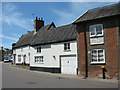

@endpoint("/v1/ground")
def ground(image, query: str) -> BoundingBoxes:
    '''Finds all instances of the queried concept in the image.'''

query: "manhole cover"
[57,77,68,79]
[27,82,37,85]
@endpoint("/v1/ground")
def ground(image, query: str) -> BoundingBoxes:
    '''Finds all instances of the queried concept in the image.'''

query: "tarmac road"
[2,63,118,88]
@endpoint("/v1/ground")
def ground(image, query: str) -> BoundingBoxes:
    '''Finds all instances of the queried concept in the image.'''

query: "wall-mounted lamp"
[53,56,56,60]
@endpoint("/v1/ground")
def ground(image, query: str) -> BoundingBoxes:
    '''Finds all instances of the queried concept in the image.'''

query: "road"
[2,63,118,88]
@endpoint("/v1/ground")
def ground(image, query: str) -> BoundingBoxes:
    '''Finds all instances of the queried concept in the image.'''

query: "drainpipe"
[83,25,88,78]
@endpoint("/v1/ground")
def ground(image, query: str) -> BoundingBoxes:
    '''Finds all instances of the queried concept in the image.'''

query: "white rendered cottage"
[13,17,78,75]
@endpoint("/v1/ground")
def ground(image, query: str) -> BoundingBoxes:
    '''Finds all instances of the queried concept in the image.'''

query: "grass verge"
[12,65,29,70]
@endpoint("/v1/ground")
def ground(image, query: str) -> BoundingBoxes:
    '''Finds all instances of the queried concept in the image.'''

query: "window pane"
[37,48,38,52]
[98,50,104,62]
[92,50,97,56]
[64,43,67,50]
[90,26,95,36]
[91,50,97,62]
[98,50,103,56]
[68,43,70,49]
[96,24,102,35]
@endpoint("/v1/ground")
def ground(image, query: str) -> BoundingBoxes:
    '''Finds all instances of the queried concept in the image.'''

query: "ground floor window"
[35,56,43,63]
[90,49,105,64]
[18,55,21,62]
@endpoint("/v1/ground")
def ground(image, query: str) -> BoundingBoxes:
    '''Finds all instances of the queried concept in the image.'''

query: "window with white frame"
[18,55,21,62]
[89,24,103,37]
[90,49,105,64]
[37,47,41,53]
[34,56,43,63]
[89,24,104,45]
[64,43,70,51]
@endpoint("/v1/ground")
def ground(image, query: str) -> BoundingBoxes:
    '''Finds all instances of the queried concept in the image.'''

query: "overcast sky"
[1,2,117,49]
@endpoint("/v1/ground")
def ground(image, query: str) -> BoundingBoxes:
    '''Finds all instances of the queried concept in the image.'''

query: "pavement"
[2,62,119,88]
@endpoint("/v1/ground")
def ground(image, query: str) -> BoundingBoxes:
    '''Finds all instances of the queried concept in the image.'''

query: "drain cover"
[57,77,68,79]
[27,82,37,84]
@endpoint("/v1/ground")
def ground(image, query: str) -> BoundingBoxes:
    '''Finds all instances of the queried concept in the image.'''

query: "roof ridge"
[88,2,119,11]
[54,23,72,29]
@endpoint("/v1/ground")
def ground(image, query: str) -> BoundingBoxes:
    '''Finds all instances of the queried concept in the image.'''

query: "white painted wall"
[13,45,31,64]
[30,40,77,68]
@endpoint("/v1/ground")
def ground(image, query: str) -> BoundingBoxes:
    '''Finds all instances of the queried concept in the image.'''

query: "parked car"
[4,59,10,63]
[4,57,13,63]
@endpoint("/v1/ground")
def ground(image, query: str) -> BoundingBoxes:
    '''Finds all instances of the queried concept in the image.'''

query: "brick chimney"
[34,17,44,33]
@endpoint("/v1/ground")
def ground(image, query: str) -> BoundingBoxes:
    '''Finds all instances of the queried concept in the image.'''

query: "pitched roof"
[74,3,120,23]
[13,31,34,48]
[13,23,76,48]
[14,22,56,48]
[30,24,76,46]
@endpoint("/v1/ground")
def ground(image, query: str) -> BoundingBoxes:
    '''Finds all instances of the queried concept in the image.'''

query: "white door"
[61,55,77,75]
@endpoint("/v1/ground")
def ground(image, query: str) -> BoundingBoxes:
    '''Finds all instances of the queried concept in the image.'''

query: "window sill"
[35,62,44,64]
[90,43,104,46]
[36,52,41,53]
[64,50,71,52]
[90,35,104,38]
[90,62,105,65]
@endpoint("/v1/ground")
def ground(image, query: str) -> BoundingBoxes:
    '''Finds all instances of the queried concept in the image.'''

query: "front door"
[23,55,26,64]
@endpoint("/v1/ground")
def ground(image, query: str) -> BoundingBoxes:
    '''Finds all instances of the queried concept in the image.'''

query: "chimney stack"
[34,16,44,33]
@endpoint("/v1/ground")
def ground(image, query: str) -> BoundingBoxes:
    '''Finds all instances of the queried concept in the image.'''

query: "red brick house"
[73,3,120,79]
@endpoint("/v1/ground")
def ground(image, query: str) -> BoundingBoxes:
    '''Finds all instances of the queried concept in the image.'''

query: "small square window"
[64,43,70,51]
[37,47,41,53]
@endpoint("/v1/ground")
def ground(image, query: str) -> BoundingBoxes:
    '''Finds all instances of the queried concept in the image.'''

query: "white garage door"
[61,55,77,75]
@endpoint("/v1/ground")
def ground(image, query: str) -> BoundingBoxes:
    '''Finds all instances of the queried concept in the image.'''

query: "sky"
[0,1,118,49]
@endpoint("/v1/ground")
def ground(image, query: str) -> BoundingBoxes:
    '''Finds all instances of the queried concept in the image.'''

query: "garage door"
[61,55,77,75]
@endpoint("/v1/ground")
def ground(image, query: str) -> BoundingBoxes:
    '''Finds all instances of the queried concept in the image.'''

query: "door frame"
[23,54,26,63]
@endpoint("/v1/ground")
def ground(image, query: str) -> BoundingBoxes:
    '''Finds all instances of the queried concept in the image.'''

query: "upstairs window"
[64,43,70,51]
[37,47,41,53]
[90,49,105,64]
[89,24,103,37]
[89,24,104,45]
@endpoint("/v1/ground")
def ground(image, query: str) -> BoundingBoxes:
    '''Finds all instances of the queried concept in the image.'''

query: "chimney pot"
[36,17,38,20]
[41,18,43,21]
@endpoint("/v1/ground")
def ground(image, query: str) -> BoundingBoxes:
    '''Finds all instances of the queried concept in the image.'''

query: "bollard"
[101,66,105,79]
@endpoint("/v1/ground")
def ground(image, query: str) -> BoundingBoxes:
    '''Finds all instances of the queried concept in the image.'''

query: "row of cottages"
[12,17,78,74]
[12,3,120,79]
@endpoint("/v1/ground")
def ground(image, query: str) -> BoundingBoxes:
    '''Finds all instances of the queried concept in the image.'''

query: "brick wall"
[77,16,119,79]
